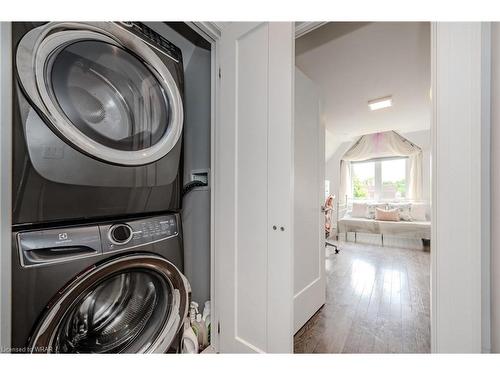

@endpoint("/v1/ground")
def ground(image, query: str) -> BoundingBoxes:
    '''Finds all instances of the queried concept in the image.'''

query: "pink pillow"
[375,208,400,221]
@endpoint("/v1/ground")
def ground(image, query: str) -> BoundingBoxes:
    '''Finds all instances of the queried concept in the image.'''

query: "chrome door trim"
[29,253,191,353]
[16,22,183,166]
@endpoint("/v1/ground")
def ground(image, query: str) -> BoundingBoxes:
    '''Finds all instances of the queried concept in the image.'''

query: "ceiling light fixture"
[368,96,393,111]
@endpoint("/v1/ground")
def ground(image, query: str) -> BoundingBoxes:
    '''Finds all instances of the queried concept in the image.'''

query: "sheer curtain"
[338,131,423,203]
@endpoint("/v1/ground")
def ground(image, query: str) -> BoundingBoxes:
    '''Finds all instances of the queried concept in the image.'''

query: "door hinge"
[217,321,221,334]
[218,67,221,79]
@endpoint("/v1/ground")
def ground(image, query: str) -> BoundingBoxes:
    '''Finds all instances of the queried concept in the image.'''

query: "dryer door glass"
[49,40,170,152]
[54,270,171,353]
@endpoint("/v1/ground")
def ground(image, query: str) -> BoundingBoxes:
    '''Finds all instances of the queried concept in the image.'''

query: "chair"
[326,239,339,254]
[324,195,339,254]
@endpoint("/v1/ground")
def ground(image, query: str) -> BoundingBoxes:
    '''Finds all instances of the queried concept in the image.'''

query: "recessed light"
[368,96,392,111]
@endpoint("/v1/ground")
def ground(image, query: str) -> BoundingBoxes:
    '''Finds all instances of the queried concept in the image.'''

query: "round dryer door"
[29,254,190,353]
[16,22,183,166]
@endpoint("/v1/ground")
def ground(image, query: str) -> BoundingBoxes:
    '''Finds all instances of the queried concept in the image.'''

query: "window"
[381,158,407,199]
[351,157,407,201]
[351,161,375,200]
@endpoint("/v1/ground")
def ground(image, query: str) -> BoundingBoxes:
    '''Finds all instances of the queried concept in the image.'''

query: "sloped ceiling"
[296,22,431,156]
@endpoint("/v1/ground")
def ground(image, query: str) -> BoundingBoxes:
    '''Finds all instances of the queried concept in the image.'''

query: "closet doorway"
[292,22,490,353]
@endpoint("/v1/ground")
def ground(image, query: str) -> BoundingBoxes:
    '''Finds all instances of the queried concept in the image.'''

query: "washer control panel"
[100,214,179,253]
[15,214,180,267]
[17,225,101,267]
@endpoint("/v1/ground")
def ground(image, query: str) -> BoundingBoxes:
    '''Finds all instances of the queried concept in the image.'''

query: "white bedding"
[338,216,431,240]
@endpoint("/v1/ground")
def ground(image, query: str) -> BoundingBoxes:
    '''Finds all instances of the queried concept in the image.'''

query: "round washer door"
[16,22,183,166]
[29,254,190,353]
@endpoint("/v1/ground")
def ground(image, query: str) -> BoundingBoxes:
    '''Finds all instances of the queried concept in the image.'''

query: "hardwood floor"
[294,241,430,353]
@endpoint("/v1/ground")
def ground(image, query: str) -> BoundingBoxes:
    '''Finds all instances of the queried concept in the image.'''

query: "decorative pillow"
[375,208,400,222]
[388,203,412,221]
[411,203,427,221]
[351,202,367,218]
[366,203,387,219]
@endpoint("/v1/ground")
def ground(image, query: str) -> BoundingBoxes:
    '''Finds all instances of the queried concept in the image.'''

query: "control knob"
[108,223,133,245]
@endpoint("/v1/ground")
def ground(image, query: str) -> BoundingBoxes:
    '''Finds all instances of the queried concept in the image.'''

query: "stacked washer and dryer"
[11,22,191,353]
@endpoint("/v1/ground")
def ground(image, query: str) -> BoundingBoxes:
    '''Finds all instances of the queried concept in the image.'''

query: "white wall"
[325,129,431,204]
[490,22,500,353]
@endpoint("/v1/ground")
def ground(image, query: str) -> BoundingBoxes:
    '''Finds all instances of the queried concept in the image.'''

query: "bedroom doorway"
[293,22,432,353]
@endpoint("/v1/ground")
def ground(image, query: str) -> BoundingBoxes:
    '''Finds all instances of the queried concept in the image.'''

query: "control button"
[108,224,133,245]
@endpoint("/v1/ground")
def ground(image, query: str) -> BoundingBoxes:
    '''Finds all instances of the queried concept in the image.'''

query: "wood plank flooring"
[294,241,430,353]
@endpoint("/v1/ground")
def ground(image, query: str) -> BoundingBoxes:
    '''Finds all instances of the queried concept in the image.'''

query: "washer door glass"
[49,40,169,152]
[54,270,171,353]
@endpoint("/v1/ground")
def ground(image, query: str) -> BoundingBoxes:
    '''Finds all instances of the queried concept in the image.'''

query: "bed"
[338,215,431,240]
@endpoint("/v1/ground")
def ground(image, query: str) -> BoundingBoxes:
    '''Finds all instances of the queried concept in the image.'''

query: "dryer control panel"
[119,22,183,63]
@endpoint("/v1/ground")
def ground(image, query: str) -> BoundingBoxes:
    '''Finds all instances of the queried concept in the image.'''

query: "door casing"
[294,21,492,353]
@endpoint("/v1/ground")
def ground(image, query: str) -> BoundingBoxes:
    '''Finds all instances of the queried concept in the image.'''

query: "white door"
[293,68,325,333]
[215,22,294,353]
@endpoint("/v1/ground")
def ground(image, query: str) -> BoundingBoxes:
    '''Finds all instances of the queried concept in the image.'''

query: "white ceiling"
[296,22,431,155]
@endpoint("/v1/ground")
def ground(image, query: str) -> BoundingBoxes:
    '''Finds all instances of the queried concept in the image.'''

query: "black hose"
[182,180,208,197]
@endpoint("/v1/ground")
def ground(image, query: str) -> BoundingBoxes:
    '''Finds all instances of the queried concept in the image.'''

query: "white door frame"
[0,21,492,353]
[431,22,491,353]
[295,22,327,39]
